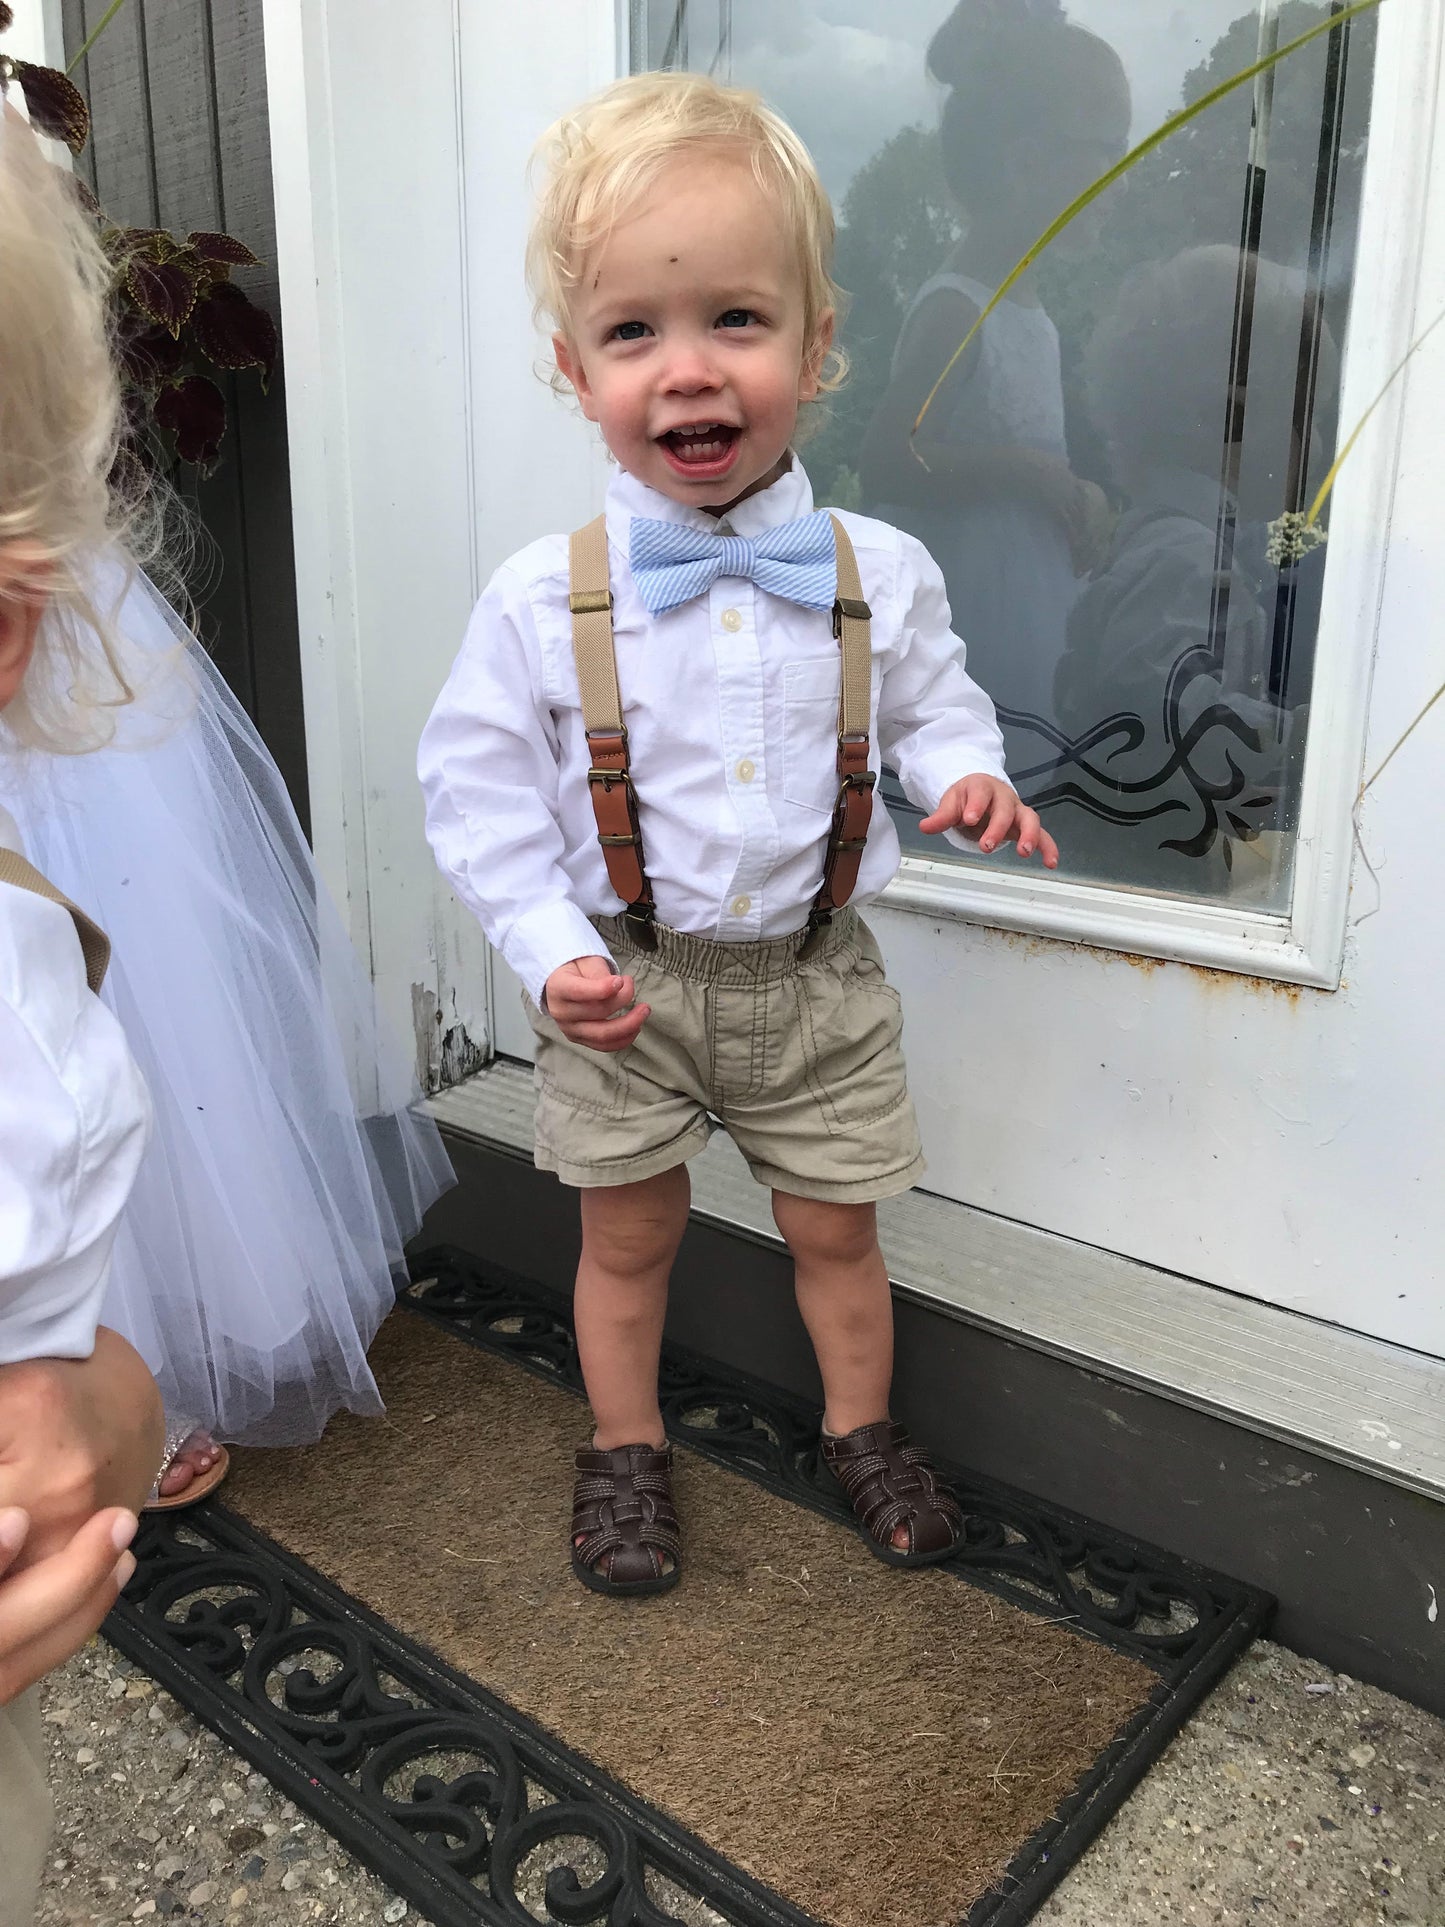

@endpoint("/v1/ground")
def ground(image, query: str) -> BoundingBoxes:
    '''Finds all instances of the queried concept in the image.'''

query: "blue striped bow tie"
[628,510,837,618]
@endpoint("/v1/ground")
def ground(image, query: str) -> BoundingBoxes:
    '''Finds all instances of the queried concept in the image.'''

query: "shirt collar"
[604,454,818,560]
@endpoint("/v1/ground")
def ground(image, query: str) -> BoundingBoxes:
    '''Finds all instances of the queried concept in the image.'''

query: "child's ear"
[553,333,600,423]
[798,308,835,404]
[0,546,50,713]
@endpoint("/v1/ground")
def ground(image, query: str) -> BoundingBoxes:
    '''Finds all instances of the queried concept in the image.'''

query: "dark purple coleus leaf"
[120,321,186,388]
[13,60,90,154]
[192,282,277,387]
[187,231,260,269]
[125,256,198,336]
[62,168,104,218]
[153,375,227,471]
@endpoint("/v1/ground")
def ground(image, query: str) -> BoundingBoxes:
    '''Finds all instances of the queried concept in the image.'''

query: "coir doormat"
[105,1245,1271,1927]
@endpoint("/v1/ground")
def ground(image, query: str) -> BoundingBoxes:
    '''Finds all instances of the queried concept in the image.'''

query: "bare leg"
[771,1193,894,1432]
[772,1191,909,1550]
[574,1164,691,1452]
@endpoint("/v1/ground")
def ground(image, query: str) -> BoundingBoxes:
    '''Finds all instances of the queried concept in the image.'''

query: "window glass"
[634,1,1375,908]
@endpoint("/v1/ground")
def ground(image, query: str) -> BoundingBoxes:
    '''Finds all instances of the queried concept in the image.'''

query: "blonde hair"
[527,72,846,399]
[0,101,169,753]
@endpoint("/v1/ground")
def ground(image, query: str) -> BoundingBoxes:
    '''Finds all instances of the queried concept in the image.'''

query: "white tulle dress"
[0,573,454,1446]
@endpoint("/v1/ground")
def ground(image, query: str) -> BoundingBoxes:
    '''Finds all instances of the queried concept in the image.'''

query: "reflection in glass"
[635,1,1375,911]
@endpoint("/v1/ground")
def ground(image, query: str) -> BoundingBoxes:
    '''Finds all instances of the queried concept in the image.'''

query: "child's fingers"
[0,1508,29,1581]
[917,788,965,835]
[0,1555,133,1705]
[0,1510,137,1700]
[960,779,993,828]
[977,792,1018,854]
[563,1003,651,1054]
[550,973,635,1020]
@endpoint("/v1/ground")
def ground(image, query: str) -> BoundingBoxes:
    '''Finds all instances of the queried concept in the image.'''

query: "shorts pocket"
[792,942,910,1137]
[522,987,636,1121]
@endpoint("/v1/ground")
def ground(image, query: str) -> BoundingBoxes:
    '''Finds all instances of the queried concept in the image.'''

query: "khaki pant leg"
[0,1688,52,1927]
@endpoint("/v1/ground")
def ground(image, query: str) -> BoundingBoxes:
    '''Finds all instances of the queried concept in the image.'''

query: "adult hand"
[919,774,1060,867]
[0,1505,137,1704]
[543,954,650,1052]
[0,1327,164,1572]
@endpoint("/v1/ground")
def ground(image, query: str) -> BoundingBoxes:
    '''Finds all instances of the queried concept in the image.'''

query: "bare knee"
[772,1192,879,1271]
[581,1168,689,1278]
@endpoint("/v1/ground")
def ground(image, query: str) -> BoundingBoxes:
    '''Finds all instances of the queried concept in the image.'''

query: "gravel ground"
[35,1635,1444,1927]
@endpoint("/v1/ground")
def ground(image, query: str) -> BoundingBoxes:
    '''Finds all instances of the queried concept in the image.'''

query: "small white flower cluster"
[1265,511,1329,567]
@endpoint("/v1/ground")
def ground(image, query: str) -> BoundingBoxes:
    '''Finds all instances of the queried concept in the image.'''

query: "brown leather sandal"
[570,1442,682,1597]
[821,1420,964,1568]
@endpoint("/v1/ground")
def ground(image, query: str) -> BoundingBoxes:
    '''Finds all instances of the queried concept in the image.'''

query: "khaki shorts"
[525,908,925,1203]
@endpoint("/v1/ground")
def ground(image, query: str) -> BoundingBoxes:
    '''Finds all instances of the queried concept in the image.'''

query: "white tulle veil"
[0,571,454,1444]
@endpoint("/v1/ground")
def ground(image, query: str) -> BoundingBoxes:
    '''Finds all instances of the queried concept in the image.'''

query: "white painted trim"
[874,0,1444,993]
[430,1058,1445,1502]
[5,0,63,66]
[259,0,367,946]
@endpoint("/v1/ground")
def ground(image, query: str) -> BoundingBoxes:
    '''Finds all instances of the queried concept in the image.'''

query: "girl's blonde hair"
[527,71,847,398]
[0,101,167,753]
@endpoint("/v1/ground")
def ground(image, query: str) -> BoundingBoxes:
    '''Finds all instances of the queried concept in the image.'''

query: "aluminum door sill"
[425,1059,1445,1504]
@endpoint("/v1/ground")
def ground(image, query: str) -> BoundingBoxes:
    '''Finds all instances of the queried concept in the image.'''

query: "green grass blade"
[912,0,1384,440]
[66,0,131,74]
[1305,305,1445,527]
[1359,680,1445,799]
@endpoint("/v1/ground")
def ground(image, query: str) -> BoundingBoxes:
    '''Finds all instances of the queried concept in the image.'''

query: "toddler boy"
[419,72,1057,1594]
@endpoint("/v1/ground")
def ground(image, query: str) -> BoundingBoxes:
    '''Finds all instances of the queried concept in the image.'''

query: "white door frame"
[262,0,620,1086]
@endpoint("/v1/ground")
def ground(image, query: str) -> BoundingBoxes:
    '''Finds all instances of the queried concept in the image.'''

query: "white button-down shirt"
[0,806,150,1366]
[419,460,1007,1003]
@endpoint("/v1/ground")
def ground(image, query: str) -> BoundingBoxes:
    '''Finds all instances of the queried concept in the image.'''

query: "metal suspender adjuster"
[832,595,870,638]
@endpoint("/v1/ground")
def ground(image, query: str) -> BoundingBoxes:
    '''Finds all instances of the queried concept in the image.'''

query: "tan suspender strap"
[0,849,111,994]
[800,517,875,955]
[568,515,625,732]
[568,515,657,945]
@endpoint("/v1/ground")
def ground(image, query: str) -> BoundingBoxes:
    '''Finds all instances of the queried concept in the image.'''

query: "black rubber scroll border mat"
[104,1243,1274,1927]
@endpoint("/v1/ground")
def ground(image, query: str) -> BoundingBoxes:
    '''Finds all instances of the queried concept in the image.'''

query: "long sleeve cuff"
[0,1240,112,1366]
[503,901,620,1006]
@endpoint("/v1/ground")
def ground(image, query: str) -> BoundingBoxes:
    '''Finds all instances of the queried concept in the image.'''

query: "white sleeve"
[418,567,604,1005]
[877,532,1009,843]
[0,890,150,1365]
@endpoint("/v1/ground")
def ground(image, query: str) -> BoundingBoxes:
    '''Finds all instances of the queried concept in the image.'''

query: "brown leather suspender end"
[569,521,658,949]
[800,518,874,959]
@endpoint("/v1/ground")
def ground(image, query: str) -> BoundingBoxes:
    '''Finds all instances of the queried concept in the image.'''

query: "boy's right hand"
[0,1504,138,1704]
[544,955,650,1053]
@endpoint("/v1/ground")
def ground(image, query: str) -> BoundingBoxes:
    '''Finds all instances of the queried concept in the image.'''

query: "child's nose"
[661,340,722,395]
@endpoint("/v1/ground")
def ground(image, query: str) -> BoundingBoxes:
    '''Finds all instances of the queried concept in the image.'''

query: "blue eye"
[612,320,649,342]
[717,309,754,329]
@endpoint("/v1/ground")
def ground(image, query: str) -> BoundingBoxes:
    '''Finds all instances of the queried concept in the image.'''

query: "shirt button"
[736,758,756,783]
[731,895,752,917]
[720,607,743,632]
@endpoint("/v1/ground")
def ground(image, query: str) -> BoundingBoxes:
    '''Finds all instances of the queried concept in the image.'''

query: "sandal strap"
[572,1443,680,1584]
[821,1420,963,1557]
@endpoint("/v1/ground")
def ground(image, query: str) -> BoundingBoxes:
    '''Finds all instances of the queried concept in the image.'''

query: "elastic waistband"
[593,907,857,986]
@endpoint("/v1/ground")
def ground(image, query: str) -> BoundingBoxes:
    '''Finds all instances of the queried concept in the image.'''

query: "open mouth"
[657,422,742,476]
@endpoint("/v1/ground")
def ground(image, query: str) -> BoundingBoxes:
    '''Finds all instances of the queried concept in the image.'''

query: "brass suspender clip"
[831,595,871,639]
[569,588,613,615]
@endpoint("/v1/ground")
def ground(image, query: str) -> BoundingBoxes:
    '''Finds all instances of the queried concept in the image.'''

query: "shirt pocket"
[782,658,841,815]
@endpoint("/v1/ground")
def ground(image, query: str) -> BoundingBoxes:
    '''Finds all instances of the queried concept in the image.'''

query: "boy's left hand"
[918,775,1059,868]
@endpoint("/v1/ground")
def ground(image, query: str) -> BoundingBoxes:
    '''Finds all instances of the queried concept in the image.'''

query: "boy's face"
[554,152,831,513]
